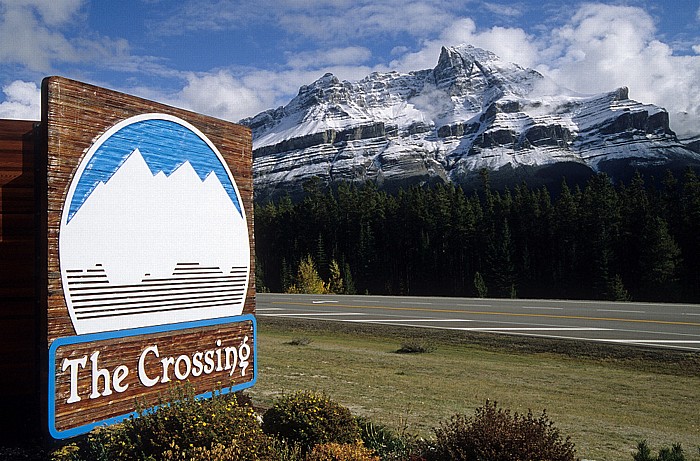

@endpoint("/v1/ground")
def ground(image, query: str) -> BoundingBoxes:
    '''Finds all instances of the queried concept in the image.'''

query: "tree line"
[254,169,700,303]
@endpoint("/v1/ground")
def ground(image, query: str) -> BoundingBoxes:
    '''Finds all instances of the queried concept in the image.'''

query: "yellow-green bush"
[306,441,379,461]
[53,386,276,461]
[262,391,360,454]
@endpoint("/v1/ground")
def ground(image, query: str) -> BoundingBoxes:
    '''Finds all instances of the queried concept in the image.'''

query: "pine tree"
[342,261,356,295]
[639,216,681,300]
[328,259,344,294]
[473,271,488,298]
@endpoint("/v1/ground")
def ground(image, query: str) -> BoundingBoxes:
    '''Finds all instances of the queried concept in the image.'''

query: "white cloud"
[0,1,80,71]
[286,47,372,69]
[0,0,150,75]
[0,80,41,120]
[169,71,273,122]
[481,2,522,17]
[541,3,700,138]
[277,1,457,42]
[390,17,540,72]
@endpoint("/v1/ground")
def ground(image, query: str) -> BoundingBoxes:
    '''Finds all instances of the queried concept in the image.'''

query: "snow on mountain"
[243,44,700,201]
[60,148,250,286]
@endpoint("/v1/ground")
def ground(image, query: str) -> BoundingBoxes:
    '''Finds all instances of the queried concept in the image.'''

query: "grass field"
[250,317,700,461]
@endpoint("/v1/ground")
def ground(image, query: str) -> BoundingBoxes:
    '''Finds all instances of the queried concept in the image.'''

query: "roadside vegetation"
[3,318,698,460]
[256,170,700,303]
[47,388,578,461]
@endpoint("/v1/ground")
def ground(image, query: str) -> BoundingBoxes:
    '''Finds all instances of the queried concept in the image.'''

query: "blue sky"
[0,0,698,137]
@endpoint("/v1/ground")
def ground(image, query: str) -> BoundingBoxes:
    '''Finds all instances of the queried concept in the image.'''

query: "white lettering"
[113,365,129,393]
[191,351,204,377]
[215,339,223,371]
[138,345,160,387]
[89,351,113,399]
[174,355,191,380]
[238,336,251,376]
[203,350,215,374]
[160,356,174,383]
[62,356,87,404]
[225,346,237,375]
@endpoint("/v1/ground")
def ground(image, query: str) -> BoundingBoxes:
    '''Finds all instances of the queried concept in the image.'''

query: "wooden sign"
[40,77,256,438]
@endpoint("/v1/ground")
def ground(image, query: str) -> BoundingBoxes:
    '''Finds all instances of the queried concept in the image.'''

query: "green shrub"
[287,337,313,346]
[428,400,576,461]
[306,441,379,461]
[262,391,360,454]
[54,385,275,460]
[358,417,421,461]
[396,341,435,354]
[633,440,686,461]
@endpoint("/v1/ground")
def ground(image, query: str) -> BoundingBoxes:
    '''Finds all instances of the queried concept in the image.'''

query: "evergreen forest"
[254,169,700,303]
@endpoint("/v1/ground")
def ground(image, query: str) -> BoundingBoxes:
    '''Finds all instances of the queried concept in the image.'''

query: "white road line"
[458,327,609,331]
[596,309,645,314]
[454,304,493,308]
[312,300,339,304]
[259,312,364,317]
[401,301,433,305]
[604,340,700,344]
[353,318,475,323]
[521,307,564,310]
[256,307,284,311]
[683,313,700,317]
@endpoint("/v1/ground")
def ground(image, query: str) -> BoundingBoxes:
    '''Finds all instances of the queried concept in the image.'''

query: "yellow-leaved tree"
[287,255,329,294]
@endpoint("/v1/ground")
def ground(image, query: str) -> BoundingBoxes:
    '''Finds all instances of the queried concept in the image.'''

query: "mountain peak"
[243,43,700,202]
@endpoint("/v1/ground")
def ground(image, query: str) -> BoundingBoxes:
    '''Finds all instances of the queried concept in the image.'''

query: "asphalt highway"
[257,293,700,351]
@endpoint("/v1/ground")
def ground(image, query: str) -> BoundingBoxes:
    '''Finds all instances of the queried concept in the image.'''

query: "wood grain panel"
[41,76,256,437]
[0,119,39,440]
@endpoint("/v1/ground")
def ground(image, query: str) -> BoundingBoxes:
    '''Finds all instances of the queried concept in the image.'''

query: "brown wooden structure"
[0,76,255,440]
[0,119,40,439]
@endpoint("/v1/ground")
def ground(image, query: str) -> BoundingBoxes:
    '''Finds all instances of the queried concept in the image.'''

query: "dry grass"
[251,317,700,461]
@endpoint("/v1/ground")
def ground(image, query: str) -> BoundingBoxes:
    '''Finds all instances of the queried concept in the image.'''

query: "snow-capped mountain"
[243,44,700,201]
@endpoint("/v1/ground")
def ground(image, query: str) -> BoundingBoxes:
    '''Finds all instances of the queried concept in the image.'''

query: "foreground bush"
[262,391,361,454]
[633,440,687,461]
[53,386,275,461]
[428,400,576,461]
[358,417,422,461]
[307,441,379,461]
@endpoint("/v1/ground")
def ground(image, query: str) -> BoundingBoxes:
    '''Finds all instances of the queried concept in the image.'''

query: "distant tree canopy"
[254,169,700,303]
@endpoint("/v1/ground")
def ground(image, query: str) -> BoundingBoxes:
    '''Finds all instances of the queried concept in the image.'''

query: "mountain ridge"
[242,44,700,202]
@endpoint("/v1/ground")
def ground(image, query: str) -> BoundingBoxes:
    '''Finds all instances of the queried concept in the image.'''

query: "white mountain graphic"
[59,148,250,334]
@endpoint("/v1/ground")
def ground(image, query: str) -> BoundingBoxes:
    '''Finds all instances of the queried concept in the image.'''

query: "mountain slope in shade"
[60,148,250,286]
[243,44,700,201]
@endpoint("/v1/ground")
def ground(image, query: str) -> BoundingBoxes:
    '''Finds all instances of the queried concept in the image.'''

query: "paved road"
[257,293,700,351]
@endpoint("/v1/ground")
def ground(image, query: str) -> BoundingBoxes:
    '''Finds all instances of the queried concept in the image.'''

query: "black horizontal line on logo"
[172,270,224,274]
[67,274,108,279]
[72,292,245,310]
[68,280,110,285]
[74,298,244,319]
[139,275,240,283]
[71,288,246,305]
[70,282,244,298]
[173,265,221,270]
[67,276,241,291]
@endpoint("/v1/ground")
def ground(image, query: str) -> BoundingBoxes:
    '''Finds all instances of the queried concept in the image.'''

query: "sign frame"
[40,76,256,439]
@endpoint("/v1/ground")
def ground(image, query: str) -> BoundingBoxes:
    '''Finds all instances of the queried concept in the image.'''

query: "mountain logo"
[58,113,250,335]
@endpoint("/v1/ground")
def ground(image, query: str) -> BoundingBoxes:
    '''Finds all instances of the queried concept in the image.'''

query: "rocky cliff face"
[242,45,700,202]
